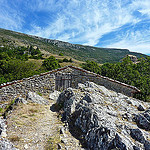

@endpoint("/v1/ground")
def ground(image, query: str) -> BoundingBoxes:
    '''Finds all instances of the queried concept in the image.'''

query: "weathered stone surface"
[15,97,27,104]
[57,81,150,150]
[0,139,19,150]
[49,90,60,101]
[144,141,150,150]
[138,104,145,111]
[130,129,145,143]
[27,91,49,105]
[134,114,150,131]
[0,117,18,150]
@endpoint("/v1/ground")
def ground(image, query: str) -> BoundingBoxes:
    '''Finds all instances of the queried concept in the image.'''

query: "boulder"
[133,114,150,131]
[27,91,49,105]
[137,104,145,111]
[130,129,145,144]
[49,90,60,101]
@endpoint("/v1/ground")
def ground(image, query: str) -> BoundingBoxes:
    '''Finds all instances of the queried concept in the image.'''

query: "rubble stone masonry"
[0,66,140,102]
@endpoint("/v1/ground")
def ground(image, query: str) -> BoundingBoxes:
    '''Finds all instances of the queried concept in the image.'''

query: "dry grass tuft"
[9,135,20,142]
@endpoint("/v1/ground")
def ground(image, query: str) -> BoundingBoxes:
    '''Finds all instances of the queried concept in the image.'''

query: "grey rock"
[134,114,150,131]
[0,139,19,150]
[57,143,62,149]
[15,97,27,104]
[109,133,127,150]
[144,141,150,150]
[49,90,60,101]
[133,146,140,150]
[143,109,150,122]
[60,127,67,137]
[61,139,68,145]
[0,117,19,150]
[130,129,145,143]
[27,91,49,105]
[138,105,145,111]
[56,82,150,150]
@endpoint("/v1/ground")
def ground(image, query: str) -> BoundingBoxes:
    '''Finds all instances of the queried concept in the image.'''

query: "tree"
[42,56,60,71]
[82,61,101,74]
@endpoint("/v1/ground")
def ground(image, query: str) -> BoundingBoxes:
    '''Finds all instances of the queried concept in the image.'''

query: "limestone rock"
[0,117,18,150]
[130,129,145,144]
[27,91,49,105]
[49,90,60,101]
[15,97,27,104]
[137,104,145,111]
[57,82,150,150]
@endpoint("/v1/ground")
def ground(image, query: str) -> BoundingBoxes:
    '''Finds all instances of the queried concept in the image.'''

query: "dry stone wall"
[56,66,140,97]
[0,66,140,102]
[0,74,55,101]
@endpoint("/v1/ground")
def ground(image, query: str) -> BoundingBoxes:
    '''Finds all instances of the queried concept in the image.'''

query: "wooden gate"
[55,73,72,91]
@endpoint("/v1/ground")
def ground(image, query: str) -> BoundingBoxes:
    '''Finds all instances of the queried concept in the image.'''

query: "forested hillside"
[0,44,61,84]
[0,28,147,63]
[82,56,150,101]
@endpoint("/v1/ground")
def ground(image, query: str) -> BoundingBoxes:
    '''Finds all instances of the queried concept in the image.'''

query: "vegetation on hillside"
[42,56,60,71]
[82,56,150,101]
[0,45,61,84]
[0,28,147,63]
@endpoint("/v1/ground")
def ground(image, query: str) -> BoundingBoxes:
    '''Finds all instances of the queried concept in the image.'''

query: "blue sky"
[0,0,150,55]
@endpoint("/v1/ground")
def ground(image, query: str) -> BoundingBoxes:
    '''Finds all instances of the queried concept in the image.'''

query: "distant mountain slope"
[0,28,147,63]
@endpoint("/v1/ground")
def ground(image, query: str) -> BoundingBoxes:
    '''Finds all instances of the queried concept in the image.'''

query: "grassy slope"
[0,28,147,63]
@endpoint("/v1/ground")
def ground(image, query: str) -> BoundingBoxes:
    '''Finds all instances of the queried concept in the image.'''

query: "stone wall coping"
[68,65,140,93]
[0,65,140,93]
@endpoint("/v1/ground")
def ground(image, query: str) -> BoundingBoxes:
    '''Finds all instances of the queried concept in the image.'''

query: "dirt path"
[6,100,83,150]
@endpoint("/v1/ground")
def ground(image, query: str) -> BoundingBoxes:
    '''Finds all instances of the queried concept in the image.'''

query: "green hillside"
[0,28,147,63]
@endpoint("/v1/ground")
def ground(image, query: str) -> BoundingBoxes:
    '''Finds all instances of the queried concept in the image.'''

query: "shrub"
[59,53,64,56]
[63,58,69,62]
[42,56,60,71]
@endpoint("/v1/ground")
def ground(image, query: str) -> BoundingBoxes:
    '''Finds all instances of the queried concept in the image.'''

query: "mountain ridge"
[0,28,147,63]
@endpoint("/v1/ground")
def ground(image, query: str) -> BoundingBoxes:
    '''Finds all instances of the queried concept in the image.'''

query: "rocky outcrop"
[27,91,49,105]
[49,90,61,101]
[56,81,150,150]
[0,117,18,150]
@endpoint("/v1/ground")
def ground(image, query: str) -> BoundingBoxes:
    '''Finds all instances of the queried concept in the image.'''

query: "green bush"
[63,58,69,62]
[59,53,64,56]
[82,61,101,74]
[58,59,63,63]
[82,56,150,101]
[42,56,60,71]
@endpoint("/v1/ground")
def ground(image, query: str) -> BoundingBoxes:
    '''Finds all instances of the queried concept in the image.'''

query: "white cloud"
[0,0,24,30]
[28,0,140,45]
[131,0,150,17]
[105,29,150,54]
[28,0,144,45]
[1,0,150,54]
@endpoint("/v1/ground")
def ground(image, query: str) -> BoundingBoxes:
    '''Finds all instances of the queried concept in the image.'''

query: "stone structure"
[127,54,138,63]
[0,66,140,102]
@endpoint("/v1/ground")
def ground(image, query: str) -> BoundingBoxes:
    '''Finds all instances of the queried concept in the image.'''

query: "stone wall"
[55,66,140,97]
[0,66,140,102]
[0,73,55,101]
